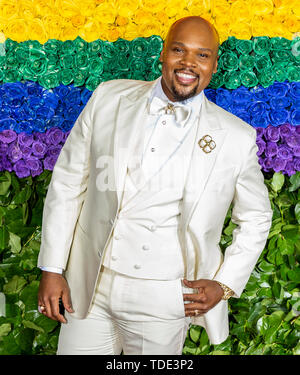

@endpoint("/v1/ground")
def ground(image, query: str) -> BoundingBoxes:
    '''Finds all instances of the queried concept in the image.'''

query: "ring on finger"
[38,305,46,313]
[194,309,200,316]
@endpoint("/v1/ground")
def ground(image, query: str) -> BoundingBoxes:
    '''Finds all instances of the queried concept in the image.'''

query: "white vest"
[102,114,199,280]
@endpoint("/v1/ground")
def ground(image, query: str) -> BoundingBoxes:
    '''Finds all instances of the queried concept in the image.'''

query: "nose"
[180,52,197,68]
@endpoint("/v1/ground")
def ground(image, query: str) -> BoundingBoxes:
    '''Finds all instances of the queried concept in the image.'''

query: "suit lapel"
[113,80,157,203]
[181,97,228,229]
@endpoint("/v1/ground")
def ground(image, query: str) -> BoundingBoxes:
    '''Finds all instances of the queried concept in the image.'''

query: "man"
[37,16,272,355]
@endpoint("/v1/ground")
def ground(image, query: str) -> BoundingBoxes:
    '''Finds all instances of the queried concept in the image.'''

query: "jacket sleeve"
[213,130,273,297]
[37,84,103,270]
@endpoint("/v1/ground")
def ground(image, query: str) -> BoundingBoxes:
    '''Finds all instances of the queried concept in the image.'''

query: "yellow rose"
[71,14,86,28]
[18,0,37,20]
[78,20,103,42]
[164,0,186,18]
[42,14,64,40]
[140,0,165,13]
[34,0,56,17]
[3,18,29,42]
[0,31,6,43]
[0,0,19,20]
[117,0,140,17]
[61,23,79,41]
[72,0,97,17]
[55,0,79,18]
[211,0,231,18]
[250,0,274,17]
[229,22,252,40]
[94,3,117,24]
[26,18,48,44]
[137,19,163,38]
[104,26,122,42]
[123,21,139,40]
[115,15,129,26]
[230,0,251,21]
[213,19,230,42]
[284,16,300,33]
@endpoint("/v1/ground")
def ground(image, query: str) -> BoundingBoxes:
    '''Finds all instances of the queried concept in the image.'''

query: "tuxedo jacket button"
[134,264,141,269]
[142,245,150,250]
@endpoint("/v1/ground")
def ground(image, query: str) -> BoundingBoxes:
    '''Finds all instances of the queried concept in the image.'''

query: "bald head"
[159,16,219,102]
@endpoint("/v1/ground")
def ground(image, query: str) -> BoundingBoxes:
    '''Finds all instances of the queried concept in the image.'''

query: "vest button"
[114,234,121,240]
[111,256,118,261]
[142,245,150,250]
[134,264,141,269]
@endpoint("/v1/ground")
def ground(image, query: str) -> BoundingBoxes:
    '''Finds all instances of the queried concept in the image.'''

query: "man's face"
[160,20,219,102]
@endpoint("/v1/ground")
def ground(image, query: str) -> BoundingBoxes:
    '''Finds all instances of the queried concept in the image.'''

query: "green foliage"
[0,170,299,355]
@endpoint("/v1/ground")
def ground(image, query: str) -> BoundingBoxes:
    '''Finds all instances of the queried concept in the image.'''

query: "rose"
[287,66,300,82]
[269,97,290,110]
[208,72,224,89]
[272,62,288,82]
[265,126,280,142]
[239,55,255,71]
[294,158,300,171]
[258,68,275,88]
[0,129,17,143]
[88,40,103,56]
[284,160,296,176]
[224,71,241,90]
[45,127,64,145]
[273,157,287,173]
[43,155,58,170]
[215,88,232,109]
[265,141,278,158]
[236,39,253,55]
[291,110,300,126]
[271,37,291,51]
[73,69,88,87]
[73,36,88,52]
[271,50,292,65]
[13,159,31,178]
[131,38,149,58]
[148,35,163,56]
[269,109,289,126]
[60,69,74,86]
[88,57,104,76]
[253,36,271,56]
[38,71,60,89]
[255,55,272,72]
[240,71,258,88]
[18,132,34,147]
[218,51,239,71]
[256,138,266,156]
[7,142,22,162]
[278,145,293,160]
[32,141,47,157]
[256,128,265,138]
[262,157,274,172]
[43,39,62,55]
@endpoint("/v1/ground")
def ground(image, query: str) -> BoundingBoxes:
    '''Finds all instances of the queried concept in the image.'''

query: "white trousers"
[57,266,191,355]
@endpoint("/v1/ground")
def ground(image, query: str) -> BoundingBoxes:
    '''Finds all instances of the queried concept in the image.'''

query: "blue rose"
[249,101,270,127]
[251,86,269,101]
[269,96,291,110]
[81,88,93,105]
[291,109,300,126]
[269,109,289,126]
[266,82,289,99]
[231,86,253,105]
[215,88,232,110]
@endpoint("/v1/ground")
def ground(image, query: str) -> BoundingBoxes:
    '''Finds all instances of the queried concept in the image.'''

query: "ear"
[213,57,218,74]
[159,49,164,63]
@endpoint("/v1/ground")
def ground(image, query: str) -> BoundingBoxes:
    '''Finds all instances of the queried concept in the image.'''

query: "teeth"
[176,72,196,79]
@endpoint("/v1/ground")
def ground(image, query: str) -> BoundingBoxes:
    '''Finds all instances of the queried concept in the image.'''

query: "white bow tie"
[149,96,191,127]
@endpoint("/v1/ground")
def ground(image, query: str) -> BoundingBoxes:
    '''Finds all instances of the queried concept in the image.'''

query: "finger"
[183,279,205,292]
[49,297,67,324]
[183,293,207,302]
[61,292,74,313]
[184,302,209,314]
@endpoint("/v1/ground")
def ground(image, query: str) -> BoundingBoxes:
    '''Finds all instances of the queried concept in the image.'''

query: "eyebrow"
[171,41,213,53]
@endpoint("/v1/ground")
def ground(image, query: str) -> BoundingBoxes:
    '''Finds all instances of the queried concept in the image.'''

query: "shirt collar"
[150,76,204,115]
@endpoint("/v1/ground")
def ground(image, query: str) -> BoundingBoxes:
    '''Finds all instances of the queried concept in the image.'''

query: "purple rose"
[13,159,31,178]
[7,142,23,162]
[273,157,287,172]
[0,155,13,172]
[45,127,64,145]
[278,145,293,160]
[285,134,300,149]
[32,141,47,157]
[265,126,280,142]
[47,145,62,157]
[296,127,300,136]
[63,131,70,142]
[0,129,17,143]
[34,132,47,143]
[265,142,278,157]
[294,157,300,171]
[279,123,295,138]
[292,147,300,157]
[262,157,274,172]
[26,157,42,172]
[18,132,34,147]
[256,128,265,138]
[284,160,296,176]
[256,138,266,156]
[43,155,58,170]
[19,144,32,159]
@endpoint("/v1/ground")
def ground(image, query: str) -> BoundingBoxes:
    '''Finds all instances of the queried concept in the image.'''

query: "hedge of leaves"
[0,170,299,355]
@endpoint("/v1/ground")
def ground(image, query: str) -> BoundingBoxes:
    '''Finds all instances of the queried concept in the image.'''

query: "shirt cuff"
[40,266,63,274]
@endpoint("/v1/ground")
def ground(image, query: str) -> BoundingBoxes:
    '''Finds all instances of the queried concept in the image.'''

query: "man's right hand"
[38,271,74,323]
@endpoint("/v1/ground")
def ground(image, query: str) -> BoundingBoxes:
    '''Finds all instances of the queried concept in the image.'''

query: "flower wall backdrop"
[0,0,299,355]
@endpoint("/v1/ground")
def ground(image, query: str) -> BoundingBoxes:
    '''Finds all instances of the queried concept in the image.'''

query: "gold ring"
[194,309,200,316]
[38,305,45,313]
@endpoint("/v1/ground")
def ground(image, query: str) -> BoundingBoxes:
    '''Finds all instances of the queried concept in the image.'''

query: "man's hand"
[38,271,74,323]
[183,279,224,316]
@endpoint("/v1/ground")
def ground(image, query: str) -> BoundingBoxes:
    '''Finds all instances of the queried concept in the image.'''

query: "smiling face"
[160,17,219,102]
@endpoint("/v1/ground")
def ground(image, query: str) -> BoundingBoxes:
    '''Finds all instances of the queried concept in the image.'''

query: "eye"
[172,47,183,53]
[198,53,209,58]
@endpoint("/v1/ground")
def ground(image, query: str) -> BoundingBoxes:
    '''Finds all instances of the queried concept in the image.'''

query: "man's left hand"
[182,279,224,316]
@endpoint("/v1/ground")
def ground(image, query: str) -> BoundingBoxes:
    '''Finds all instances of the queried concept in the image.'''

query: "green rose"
[224,70,241,89]
[100,41,116,59]
[75,51,89,69]
[74,36,88,52]
[219,51,239,71]
[271,37,291,51]
[85,74,102,91]
[130,38,149,58]
[208,72,224,89]
[61,40,75,55]
[60,54,74,69]
[5,38,18,53]
[114,38,130,55]
[38,70,60,89]
[147,55,161,76]
[73,68,88,87]
[43,39,62,55]
[236,39,253,55]
[240,70,258,87]
[287,65,300,82]
[255,55,272,72]
[271,50,292,64]
[88,39,103,56]
[60,68,73,85]
[116,55,130,72]
[147,71,161,81]
[291,38,300,61]
[221,36,237,51]
[24,55,48,77]
[258,68,275,88]
[128,57,147,73]
[15,45,29,65]
[147,35,163,55]
[0,68,4,82]
[5,52,19,69]
[46,55,58,73]
[131,72,146,80]
[272,62,288,82]
[239,55,255,71]
[88,56,104,76]
[3,68,23,83]
[253,37,271,56]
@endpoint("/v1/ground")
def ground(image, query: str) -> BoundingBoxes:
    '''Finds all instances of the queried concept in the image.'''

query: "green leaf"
[0,225,9,251]
[0,323,11,337]
[22,319,44,333]
[295,202,300,224]
[11,185,32,204]
[189,325,201,343]
[288,172,300,192]
[3,275,27,295]
[8,232,21,253]
[0,171,11,195]
[271,172,285,192]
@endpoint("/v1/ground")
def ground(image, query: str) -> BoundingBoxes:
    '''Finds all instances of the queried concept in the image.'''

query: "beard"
[170,80,199,102]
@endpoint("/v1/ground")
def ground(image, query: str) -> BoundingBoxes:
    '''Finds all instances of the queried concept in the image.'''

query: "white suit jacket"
[38,78,272,344]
